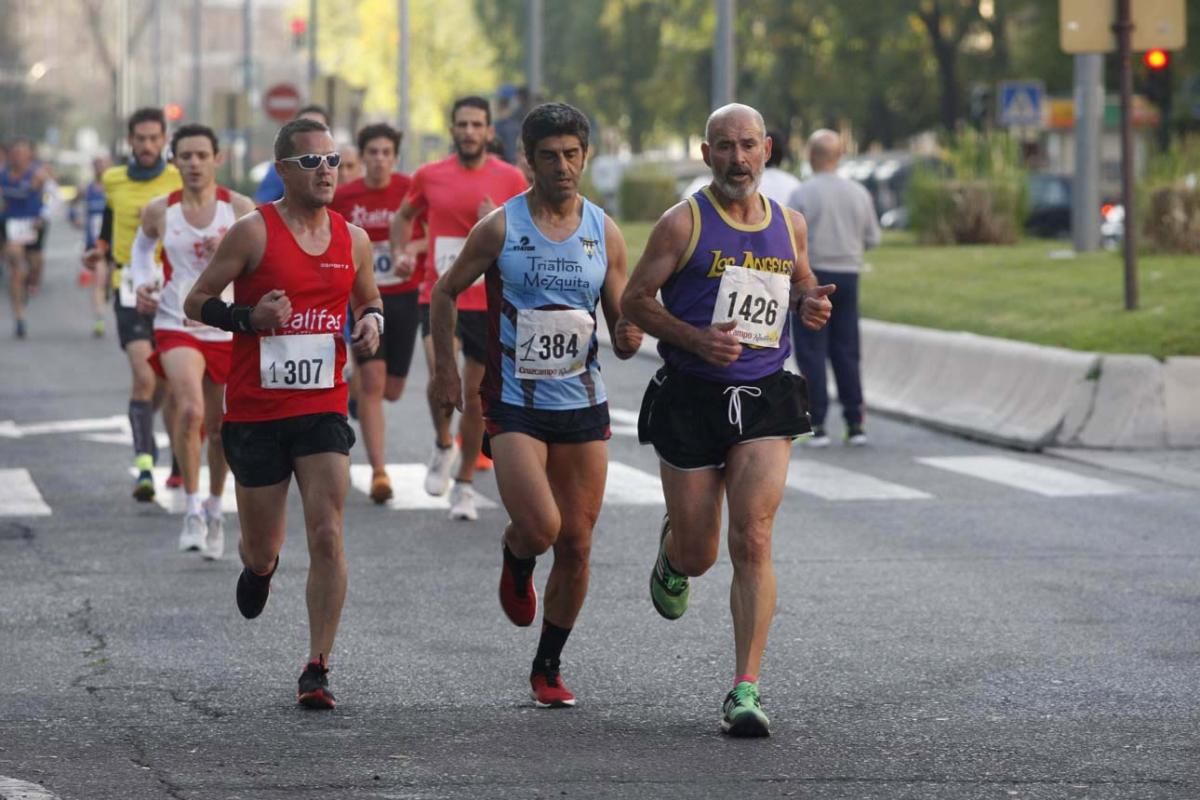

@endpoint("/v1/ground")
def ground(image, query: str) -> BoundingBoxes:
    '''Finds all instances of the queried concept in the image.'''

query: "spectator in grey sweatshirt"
[788,129,881,447]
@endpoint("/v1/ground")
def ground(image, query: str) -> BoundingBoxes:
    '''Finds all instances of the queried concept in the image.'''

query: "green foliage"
[908,130,1027,244]
[618,167,678,222]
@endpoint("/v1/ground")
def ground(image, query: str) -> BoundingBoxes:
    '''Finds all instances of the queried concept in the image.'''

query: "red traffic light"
[1144,48,1169,70]
[164,102,184,122]
[290,17,307,36]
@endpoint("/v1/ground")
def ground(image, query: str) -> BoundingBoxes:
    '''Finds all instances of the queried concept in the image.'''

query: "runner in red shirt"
[389,96,527,521]
[184,118,382,710]
[330,123,426,504]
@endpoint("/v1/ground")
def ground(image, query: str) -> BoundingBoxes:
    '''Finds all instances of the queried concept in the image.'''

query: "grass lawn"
[618,222,1198,359]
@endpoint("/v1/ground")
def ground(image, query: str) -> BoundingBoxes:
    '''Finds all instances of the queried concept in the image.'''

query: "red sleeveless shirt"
[224,203,356,422]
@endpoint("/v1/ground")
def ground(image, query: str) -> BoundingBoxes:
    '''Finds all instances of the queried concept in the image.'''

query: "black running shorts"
[355,291,420,378]
[418,304,487,364]
[222,412,356,488]
[481,400,611,458]
[637,366,810,470]
[114,293,154,351]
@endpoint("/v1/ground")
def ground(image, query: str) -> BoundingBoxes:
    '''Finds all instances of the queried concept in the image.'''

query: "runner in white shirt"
[129,125,255,559]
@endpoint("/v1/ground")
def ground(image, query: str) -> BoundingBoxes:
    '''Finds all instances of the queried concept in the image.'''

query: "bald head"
[808,129,841,173]
[705,103,765,143]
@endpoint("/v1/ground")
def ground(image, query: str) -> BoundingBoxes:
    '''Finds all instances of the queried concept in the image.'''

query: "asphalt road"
[1,222,1198,799]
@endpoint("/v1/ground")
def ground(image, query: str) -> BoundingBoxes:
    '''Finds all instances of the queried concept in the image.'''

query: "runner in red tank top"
[330,123,426,505]
[128,124,255,562]
[389,96,528,521]
[183,118,382,710]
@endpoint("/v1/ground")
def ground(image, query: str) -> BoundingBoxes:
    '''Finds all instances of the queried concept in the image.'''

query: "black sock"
[170,455,180,476]
[128,400,155,461]
[503,542,536,571]
[532,621,572,674]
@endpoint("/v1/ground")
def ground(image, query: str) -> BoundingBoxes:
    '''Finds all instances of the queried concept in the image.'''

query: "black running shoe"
[236,557,277,619]
[297,659,336,709]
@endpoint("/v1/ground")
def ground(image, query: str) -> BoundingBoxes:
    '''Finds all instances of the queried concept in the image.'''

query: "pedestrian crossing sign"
[998,81,1045,128]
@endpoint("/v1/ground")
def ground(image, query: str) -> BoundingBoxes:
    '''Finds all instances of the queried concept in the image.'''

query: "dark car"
[1025,172,1072,238]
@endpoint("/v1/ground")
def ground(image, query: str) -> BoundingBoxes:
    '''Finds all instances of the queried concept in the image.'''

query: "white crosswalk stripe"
[0,469,52,516]
[917,455,1132,497]
[350,464,498,510]
[604,461,664,505]
[127,467,240,513]
[608,407,640,438]
[787,459,932,501]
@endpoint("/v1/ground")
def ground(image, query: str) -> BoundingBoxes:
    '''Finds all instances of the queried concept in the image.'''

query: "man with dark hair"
[622,103,834,737]
[331,122,424,503]
[390,95,527,521]
[184,116,381,709]
[129,124,255,559]
[1,138,49,338]
[432,102,642,708]
[254,105,330,204]
[84,107,182,501]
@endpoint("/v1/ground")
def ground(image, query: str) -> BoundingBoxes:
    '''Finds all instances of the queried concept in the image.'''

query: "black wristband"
[358,306,384,322]
[200,296,256,333]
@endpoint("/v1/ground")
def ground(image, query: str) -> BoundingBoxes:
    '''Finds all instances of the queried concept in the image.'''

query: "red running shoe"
[456,433,493,471]
[499,544,537,627]
[165,457,183,489]
[530,669,576,708]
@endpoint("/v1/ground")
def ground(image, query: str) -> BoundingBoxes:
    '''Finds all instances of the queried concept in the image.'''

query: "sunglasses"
[279,152,342,170]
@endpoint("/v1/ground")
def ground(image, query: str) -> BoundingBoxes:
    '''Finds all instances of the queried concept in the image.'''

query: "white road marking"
[604,461,665,505]
[127,467,239,513]
[0,414,128,438]
[349,464,497,511]
[0,775,61,799]
[608,407,640,438]
[917,455,1132,497]
[82,431,171,449]
[0,469,52,516]
[787,460,932,501]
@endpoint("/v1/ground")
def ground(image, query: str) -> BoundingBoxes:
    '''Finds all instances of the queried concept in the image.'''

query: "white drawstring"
[723,385,762,434]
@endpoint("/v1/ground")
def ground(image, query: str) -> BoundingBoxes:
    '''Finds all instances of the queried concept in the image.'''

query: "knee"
[308,523,345,563]
[383,379,406,403]
[552,530,593,575]
[727,518,774,568]
[672,541,719,577]
[511,512,561,556]
[178,399,203,430]
[462,393,482,416]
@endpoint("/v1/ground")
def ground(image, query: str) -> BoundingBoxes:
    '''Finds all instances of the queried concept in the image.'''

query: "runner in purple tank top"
[622,103,834,738]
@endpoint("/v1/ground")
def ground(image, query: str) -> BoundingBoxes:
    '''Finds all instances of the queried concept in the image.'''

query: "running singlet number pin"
[4,218,37,246]
[514,308,594,380]
[118,268,138,308]
[433,236,483,286]
[260,334,336,390]
[710,264,790,348]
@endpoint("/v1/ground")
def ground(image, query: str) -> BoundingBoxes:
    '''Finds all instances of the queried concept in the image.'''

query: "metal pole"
[190,0,202,121]
[713,0,735,108]
[116,0,129,152]
[308,0,318,90]
[1071,54,1102,252]
[397,0,409,169]
[152,0,163,107]
[526,0,542,99]
[242,0,254,181]
[1115,0,1138,310]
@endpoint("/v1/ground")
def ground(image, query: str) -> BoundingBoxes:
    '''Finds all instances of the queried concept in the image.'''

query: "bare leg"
[234,479,291,574]
[456,356,486,482]
[202,376,228,496]
[160,347,206,495]
[293,451,351,663]
[542,440,607,628]
[356,359,388,472]
[657,463,725,577]
[723,439,790,678]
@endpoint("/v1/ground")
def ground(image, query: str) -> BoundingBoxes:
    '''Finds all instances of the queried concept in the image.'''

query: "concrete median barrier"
[1061,354,1167,448]
[1165,357,1200,447]
[860,320,1099,450]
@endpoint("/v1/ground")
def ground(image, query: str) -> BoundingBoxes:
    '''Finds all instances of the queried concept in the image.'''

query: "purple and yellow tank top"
[659,186,799,382]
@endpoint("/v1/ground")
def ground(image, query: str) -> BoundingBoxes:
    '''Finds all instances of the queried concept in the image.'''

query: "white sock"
[185,493,203,516]
[203,495,223,518]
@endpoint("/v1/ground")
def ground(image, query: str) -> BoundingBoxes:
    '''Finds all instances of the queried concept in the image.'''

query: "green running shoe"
[649,514,689,620]
[721,681,770,737]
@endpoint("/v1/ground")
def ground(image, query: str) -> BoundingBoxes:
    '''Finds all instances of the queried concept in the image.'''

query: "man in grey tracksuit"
[788,129,881,446]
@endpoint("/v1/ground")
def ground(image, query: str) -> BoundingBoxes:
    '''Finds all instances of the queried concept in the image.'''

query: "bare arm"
[347,225,383,358]
[621,202,742,367]
[388,197,423,280]
[786,208,835,330]
[183,212,277,326]
[230,191,257,219]
[429,208,506,412]
[598,214,642,359]
[130,197,168,313]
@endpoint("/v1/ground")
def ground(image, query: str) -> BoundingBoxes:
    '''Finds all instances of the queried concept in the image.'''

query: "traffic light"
[291,17,308,49]
[164,102,184,123]
[1142,49,1173,150]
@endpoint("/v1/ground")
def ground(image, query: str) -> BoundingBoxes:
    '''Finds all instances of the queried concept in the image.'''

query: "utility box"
[1060,0,1186,53]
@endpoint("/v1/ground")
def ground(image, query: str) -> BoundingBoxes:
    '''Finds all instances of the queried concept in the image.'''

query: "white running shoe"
[448,482,478,521]
[179,513,206,552]
[424,442,461,497]
[805,427,831,448]
[202,514,225,561]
